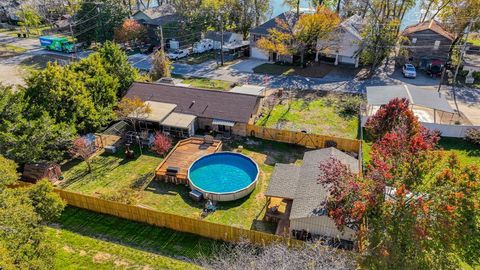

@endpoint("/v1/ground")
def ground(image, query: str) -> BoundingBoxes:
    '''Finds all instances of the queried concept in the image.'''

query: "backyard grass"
[60,138,306,232]
[175,76,233,91]
[60,147,162,195]
[362,137,480,166]
[49,206,219,269]
[256,94,360,139]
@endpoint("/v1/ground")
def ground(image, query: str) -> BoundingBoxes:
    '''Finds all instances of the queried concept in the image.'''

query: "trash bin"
[22,33,26,38]
[17,33,21,38]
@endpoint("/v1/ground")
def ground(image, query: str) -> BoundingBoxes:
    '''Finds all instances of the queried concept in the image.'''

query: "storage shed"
[22,162,62,184]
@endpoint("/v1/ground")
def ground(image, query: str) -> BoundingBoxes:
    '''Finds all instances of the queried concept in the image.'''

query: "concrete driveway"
[227,59,267,73]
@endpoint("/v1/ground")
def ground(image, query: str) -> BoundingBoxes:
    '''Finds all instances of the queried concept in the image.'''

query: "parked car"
[402,64,417,78]
[167,49,190,60]
[426,60,443,78]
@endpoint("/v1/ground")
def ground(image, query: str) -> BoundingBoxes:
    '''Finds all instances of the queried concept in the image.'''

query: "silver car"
[402,64,417,78]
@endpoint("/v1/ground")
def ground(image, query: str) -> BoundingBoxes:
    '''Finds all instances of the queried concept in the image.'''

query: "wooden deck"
[265,197,293,237]
[155,137,222,184]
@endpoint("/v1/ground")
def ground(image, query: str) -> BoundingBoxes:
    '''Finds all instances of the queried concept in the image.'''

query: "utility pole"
[69,20,78,60]
[97,4,106,43]
[159,25,164,50]
[451,18,475,112]
[220,19,224,66]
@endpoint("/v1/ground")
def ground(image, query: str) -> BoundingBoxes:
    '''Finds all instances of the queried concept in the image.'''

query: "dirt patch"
[93,252,112,264]
[63,245,75,253]
[20,54,73,70]
[114,259,131,268]
[79,250,87,256]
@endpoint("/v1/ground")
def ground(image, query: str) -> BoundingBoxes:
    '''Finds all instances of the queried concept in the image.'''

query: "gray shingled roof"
[250,11,298,36]
[265,164,300,199]
[205,31,234,42]
[266,147,359,220]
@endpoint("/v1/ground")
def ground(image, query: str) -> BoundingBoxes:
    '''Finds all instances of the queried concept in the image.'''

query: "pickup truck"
[167,49,189,60]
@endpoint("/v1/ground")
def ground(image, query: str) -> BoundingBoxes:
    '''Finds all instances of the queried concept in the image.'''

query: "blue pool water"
[189,153,259,194]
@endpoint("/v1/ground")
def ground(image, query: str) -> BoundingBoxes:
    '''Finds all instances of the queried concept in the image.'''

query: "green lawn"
[60,147,162,195]
[362,137,480,166]
[177,51,215,65]
[49,206,219,269]
[256,95,360,139]
[177,76,233,91]
[60,138,306,232]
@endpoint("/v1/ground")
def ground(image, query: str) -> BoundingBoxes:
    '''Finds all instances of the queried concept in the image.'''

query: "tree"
[69,137,94,173]
[116,96,152,131]
[16,4,41,37]
[256,6,340,67]
[200,240,355,269]
[24,62,101,133]
[114,19,147,45]
[150,49,172,81]
[0,84,75,165]
[151,132,172,157]
[319,102,480,269]
[0,155,65,269]
[74,0,129,43]
[98,41,140,97]
[0,155,17,188]
[364,98,420,141]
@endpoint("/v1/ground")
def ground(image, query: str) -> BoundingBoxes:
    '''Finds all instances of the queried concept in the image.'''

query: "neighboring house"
[249,11,299,62]
[265,147,358,244]
[204,31,243,47]
[402,20,455,69]
[131,4,180,45]
[317,14,364,67]
[463,45,480,84]
[125,82,262,137]
[249,11,363,66]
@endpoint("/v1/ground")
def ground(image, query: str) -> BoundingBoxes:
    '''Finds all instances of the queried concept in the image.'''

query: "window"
[411,37,417,44]
[434,40,440,50]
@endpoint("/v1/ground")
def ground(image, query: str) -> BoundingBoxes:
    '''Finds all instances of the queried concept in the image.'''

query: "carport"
[366,85,455,124]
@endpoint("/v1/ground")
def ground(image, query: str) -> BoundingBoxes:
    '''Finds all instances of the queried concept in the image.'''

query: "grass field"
[0,44,27,58]
[20,54,73,71]
[256,95,360,139]
[178,77,233,91]
[177,51,215,65]
[49,206,219,269]
[60,138,306,231]
[60,147,162,195]
[362,137,480,166]
[253,63,335,78]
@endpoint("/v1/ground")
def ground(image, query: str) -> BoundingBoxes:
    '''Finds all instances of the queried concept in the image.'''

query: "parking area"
[228,59,268,73]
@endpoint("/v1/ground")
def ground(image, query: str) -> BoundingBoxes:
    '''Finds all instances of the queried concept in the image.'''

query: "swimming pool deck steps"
[155,137,222,185]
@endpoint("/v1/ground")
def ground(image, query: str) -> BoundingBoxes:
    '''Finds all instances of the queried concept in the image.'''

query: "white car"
[167,49,189,60]
[402,64,417,78]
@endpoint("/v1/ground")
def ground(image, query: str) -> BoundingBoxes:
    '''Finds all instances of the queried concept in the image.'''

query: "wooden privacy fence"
[54,189,304,247]
[247,124,361,154]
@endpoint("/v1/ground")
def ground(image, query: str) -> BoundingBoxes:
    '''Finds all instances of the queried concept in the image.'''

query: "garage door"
[250,47,269,60]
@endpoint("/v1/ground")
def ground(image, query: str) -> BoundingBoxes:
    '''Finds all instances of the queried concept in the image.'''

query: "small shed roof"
[366,85,454,113]
[161,112,196,129]
[230,85,266,96]
[130,101,177,123]
[266,148,359,220]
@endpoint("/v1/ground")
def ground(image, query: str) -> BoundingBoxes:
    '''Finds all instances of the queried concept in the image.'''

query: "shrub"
[465,128,480,145]
[337,95,363,116]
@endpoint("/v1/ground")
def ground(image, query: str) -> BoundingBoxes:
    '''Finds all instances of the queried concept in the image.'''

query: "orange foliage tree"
[256,6,340,66]
[114,19,147,45]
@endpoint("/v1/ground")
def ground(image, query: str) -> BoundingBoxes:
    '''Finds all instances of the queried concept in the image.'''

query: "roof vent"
[189,101,195,108]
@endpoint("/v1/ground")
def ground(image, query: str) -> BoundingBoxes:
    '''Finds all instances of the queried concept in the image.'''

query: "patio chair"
[203,135,214,145]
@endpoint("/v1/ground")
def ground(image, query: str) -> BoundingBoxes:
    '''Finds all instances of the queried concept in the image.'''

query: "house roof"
[403,20,455,41]
[161,112,196,129]
[133,4,176,20]
[340,14,364,40]
[366,85,454,113]
[129,101,177,122]
[125,82,260,123]
[250,11,298,36]
[230,85,266,96]
[266,147,359,220]
[205,31,236,42]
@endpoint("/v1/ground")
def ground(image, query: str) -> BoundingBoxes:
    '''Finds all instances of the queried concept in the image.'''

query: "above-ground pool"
[188,152,259,201]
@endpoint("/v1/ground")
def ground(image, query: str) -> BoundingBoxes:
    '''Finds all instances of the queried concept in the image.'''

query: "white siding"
[318,30,361,65]
[290,216,356,241]
[251,46,269,60]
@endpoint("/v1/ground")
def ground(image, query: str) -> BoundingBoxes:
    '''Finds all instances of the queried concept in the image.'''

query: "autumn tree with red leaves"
[151,132,172,157]
[114,19,146,45]
[69,137,95,173]
[319,99,480,269]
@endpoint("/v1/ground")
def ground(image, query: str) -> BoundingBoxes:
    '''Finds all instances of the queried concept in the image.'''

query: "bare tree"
[199,240,355,270]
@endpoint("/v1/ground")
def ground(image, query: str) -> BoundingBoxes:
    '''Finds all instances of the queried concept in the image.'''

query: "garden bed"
[256,91,361,139]
[59,138,307,233]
